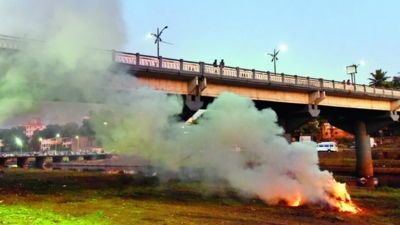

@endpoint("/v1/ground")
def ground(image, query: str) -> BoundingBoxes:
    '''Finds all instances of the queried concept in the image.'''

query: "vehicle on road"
[370,138,377,148]
[316,142,338,152]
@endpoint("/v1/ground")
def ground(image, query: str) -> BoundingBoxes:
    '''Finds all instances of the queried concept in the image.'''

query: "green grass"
[0,169,399,224]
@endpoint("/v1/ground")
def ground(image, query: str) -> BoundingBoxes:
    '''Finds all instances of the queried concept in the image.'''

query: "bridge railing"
[1,34,400,99]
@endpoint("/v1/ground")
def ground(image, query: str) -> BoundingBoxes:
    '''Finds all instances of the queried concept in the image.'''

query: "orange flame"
[332,180,361,214]
[289,196,301,207]
[285,180,361,213]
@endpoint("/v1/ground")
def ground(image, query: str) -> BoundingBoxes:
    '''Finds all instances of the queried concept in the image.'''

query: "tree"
[79,118,96,138]
[60,122,79,137]
[0,127,29,152]
[368,69,390,87]
[393,74,400,89]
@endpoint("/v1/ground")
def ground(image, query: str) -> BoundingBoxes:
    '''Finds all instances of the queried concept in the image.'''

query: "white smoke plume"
[0,0,351,209]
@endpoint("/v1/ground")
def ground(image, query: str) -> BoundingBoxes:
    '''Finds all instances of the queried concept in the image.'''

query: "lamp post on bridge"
[265,45,286,74]
[55,133,60,152]
[76,135,79,151]
[15,137,22,154]
[346,61,365,85]
[150,26,172,57]
[38,137,43,151]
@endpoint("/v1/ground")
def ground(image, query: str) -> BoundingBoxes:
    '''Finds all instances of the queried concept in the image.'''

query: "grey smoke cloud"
[0,0,351,209]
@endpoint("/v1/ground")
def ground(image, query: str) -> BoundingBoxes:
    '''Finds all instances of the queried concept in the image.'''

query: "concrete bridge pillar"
[52,156,64,163]
[0,158,7,167]
[83,155,95,160]
[68,155,80,161]
[35,156,46,169]
[17,157,28,168]
[354,121,374,177]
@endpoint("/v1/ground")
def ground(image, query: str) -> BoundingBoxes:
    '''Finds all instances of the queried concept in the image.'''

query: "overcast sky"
[121,0,399,85]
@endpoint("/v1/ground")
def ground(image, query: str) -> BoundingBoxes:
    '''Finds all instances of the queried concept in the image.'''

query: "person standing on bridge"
[347,79,351,85]
[213,59,218,67]
[220,59,225,68]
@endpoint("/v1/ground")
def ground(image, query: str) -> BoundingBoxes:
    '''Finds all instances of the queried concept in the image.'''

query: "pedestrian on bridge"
[213,59,218,67]
[220,59,225,68]
[347,79,351,85]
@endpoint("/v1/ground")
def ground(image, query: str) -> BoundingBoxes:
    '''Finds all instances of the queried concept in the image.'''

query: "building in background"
[18,119,46,138]
[322,123,353,140]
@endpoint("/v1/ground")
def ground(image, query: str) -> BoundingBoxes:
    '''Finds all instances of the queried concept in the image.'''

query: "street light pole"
[55,134,60,151]
[150,26,172,57]
[266,45,286,74]
[76,135,79,151]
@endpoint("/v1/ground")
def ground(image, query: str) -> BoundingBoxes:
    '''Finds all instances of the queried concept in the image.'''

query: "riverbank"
[0,168,399,224]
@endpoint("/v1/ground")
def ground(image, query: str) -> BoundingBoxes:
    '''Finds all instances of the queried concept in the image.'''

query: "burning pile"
[288,179,361,213]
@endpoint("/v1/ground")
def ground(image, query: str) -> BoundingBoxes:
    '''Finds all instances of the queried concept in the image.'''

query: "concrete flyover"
[1,34,400,177]
[111,52,400,178]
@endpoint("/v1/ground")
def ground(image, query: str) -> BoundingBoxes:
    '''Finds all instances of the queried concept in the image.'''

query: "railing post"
[392,88,394,97]
[332,80,335,89]
[319,78,323,88]
[363,84,366,93]
[267,71,271,81]
[294,75,298,84]
[374,86,376,94]
[111,49,116,62]
[307,77,310,86]
[199,62,204,74]
[281,73,285,83]
[180,59,183,71]
[382,87,385,95]
[252,69,255,79]
[158,56,162,68]
[136,53,140,66]
[236,67,240,77]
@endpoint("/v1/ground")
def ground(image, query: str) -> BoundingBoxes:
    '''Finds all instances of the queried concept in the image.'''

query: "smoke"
[0,0,347,208]
[0,0,126,125]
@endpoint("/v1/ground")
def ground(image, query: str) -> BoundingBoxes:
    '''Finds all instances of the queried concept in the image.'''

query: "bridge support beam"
[17,157,28,168]
[354,121,374,177]
[0,158,7,167]
[279,104,321,143]
[35,156,46,169]
[52,156,64,163]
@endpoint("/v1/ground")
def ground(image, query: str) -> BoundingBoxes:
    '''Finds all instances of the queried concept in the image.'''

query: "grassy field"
[0,169,399,224]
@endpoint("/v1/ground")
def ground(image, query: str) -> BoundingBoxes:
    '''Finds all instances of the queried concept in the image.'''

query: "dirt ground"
[0,168,399,225]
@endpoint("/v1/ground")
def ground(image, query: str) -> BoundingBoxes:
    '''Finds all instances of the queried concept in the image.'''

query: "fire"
[285,180,361,214]
[332,180,361,214]
[289,197,301,207]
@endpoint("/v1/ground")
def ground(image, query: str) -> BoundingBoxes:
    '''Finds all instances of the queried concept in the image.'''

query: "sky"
[121,0,400,85]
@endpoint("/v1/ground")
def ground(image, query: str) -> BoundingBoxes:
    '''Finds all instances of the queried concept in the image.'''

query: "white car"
[316,142,338,152]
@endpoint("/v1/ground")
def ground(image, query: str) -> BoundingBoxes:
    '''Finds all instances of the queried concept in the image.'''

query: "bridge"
[0,151,115,169]
[1,34,400,177]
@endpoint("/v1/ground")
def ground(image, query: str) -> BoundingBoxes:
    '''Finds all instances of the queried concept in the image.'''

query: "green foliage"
[369,69,390,87]
[392,76,400,89]
[79,118,96,138]
[0,127,28,152]
[60,122,79,138]
[333,175,347,183]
